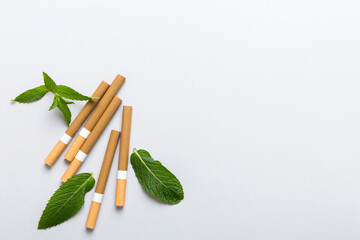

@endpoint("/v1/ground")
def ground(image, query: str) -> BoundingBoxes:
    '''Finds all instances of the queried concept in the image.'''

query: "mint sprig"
[12,72,97,126]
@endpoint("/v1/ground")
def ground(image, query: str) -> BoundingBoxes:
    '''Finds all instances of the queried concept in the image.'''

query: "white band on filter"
[60,133,72,145]
[79,127,91,138]
[92,192,104,203]
[117,170,128,180]
[75,150,88,162]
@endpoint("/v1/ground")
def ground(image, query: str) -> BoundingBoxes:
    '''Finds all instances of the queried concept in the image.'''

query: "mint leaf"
[43,72,57,93]
[56,97,72,125]
[48,96,58,111]
[38,173,95,230]
[11,85,49,103]
[130,149,184,204]
[56,85,95,101]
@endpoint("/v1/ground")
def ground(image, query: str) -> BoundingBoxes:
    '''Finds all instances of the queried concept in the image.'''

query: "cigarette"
[44,81,110,167]
[64,74,125,162]
[115,106,132,206]
[86,130,120,229]
[61,96,122,182]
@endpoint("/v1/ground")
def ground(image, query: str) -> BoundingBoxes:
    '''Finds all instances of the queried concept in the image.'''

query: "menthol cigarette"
[86,130,120,229]
[115,106,132,206]
[61,96,122,182]
[64,74,125,162]
[44,81,110,167]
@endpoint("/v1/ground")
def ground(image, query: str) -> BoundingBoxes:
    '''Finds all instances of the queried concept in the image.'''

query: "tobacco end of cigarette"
[115,179,127,206]
[116,74,126,81]
[114,96,122,104]
[64,135,87,161]
[61,158,82,182]
[111,129,121,135]
[86,201,101,229]
[44,140,67,167]
[93,81,110,99]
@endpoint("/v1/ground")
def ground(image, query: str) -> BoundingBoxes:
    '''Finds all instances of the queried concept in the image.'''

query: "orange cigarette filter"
[44,81,110,167]
[64,74,125,162]
[86,130,120,229]
[115,106,133,206]
[61,96,122,182]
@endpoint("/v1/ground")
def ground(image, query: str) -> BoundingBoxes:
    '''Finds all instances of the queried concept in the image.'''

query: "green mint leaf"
[48,96,58,111]
[130,149,184,204]
[56,85,95,101]
[43,72,57,93]
[56,97,72,125]
[38,173,95,230]
[11,85,49,103]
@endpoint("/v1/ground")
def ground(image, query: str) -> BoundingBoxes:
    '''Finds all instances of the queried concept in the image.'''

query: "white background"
[1,0,360,239]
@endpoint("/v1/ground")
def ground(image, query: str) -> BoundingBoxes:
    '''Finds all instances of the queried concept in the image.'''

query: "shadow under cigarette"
[43,163,52,171]
[116,206,124,210]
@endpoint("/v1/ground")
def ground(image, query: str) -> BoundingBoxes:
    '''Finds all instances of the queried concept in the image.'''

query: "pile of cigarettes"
[44,74,132,229]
